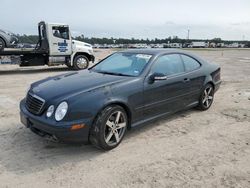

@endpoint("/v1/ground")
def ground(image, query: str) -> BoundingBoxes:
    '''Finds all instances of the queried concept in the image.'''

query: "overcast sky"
[1,0,250,40]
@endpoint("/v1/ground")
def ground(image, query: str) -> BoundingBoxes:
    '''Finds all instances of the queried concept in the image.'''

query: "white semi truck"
[0,21,95,70]
[190,42,207,48]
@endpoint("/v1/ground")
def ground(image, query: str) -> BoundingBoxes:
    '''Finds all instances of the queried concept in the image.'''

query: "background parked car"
[0,29,19,51]
[16,43,36,48]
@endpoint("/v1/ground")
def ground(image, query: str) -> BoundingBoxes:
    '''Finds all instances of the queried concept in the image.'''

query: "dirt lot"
[0,49,250,188]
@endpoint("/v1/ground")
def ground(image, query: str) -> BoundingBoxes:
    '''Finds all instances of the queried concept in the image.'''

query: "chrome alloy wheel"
[104,111,127,146]
[202,86,214,108]
[76,57,88,69]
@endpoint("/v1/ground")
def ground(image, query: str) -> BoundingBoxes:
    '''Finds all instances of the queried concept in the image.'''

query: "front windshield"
[91,52,152,76]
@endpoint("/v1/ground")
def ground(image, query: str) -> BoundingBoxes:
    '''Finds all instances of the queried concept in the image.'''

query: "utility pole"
[187,29,190,40]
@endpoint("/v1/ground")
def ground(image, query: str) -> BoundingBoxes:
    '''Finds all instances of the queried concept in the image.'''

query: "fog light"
[46,105,54,117]
[71,124,85,131]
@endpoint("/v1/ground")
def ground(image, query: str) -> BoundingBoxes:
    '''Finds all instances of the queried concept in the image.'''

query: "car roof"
[120,48,207,65]
[121,48,189,55]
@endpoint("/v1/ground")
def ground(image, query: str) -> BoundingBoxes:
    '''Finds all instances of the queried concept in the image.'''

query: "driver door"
[49,25,72,56]
[143,54,189,118]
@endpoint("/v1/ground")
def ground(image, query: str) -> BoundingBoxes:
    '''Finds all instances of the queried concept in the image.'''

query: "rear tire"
[89,105,128,150]
[0,38,6,51]
[73,55,89,70]
[197,84,214,111]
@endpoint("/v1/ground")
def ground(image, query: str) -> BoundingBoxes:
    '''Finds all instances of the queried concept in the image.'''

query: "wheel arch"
[95,101,133,130]
[203,75,215,89]
[206,81,215,89]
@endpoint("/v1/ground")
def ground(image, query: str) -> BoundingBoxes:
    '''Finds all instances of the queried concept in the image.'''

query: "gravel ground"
[0,49,250,188]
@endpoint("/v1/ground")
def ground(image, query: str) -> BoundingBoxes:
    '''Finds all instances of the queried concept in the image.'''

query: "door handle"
[183,78,190,83]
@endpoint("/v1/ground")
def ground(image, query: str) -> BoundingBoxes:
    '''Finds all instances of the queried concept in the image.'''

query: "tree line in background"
[17,34,250,47]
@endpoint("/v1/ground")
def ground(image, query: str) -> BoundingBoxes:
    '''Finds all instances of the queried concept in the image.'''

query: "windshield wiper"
[94,70,134,77]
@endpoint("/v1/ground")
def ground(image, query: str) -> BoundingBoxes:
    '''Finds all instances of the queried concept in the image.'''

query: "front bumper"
[20,99,91,143]
[90,55,95,63]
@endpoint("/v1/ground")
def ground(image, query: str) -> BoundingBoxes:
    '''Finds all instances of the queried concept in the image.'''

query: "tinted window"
[181,55,200,72]
[151,54,185,76]
[52,26,69,40]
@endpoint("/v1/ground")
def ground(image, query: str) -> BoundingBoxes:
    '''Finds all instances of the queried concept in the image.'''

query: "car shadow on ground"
[125,108,197,140]
[1,108,201,175]
[0,67,72,75]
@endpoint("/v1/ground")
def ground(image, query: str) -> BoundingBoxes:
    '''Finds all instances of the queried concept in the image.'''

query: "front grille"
[26,93,45,115]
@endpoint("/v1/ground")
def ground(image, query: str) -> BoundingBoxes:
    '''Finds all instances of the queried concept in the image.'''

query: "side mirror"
[149,72,167,83]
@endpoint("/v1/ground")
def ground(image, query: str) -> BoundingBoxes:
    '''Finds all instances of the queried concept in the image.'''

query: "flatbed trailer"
[0,48,46,55]
[0,48,50,66]
[0,48,42,56]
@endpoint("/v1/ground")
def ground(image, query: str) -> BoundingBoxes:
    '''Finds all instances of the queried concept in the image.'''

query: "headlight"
[55,102,68,121]
[46,105,54,118]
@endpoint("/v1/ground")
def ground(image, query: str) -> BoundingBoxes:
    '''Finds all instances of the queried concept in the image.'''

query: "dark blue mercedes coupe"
[20,49,221,150]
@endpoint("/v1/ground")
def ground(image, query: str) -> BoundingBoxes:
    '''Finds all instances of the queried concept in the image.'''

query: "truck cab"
[38,21,94,69]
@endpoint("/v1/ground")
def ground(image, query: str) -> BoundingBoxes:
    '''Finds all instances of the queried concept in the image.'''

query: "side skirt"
[130,101,199,128]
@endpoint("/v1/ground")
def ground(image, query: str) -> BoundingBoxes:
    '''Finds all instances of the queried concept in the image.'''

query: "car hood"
[30,70,130,101]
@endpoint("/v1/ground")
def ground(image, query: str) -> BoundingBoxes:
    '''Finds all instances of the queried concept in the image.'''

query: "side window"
[151,54,185,76]
[52,26,69,40]
[181,55,201,72]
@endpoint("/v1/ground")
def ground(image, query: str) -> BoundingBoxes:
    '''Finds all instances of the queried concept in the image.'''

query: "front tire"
[0,38,6,51]
[73,55,89,70]
[197,84,214,111]
[89,105,128,150]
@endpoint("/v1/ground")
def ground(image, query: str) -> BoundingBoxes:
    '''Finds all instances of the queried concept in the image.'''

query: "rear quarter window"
[181,55,201,72]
